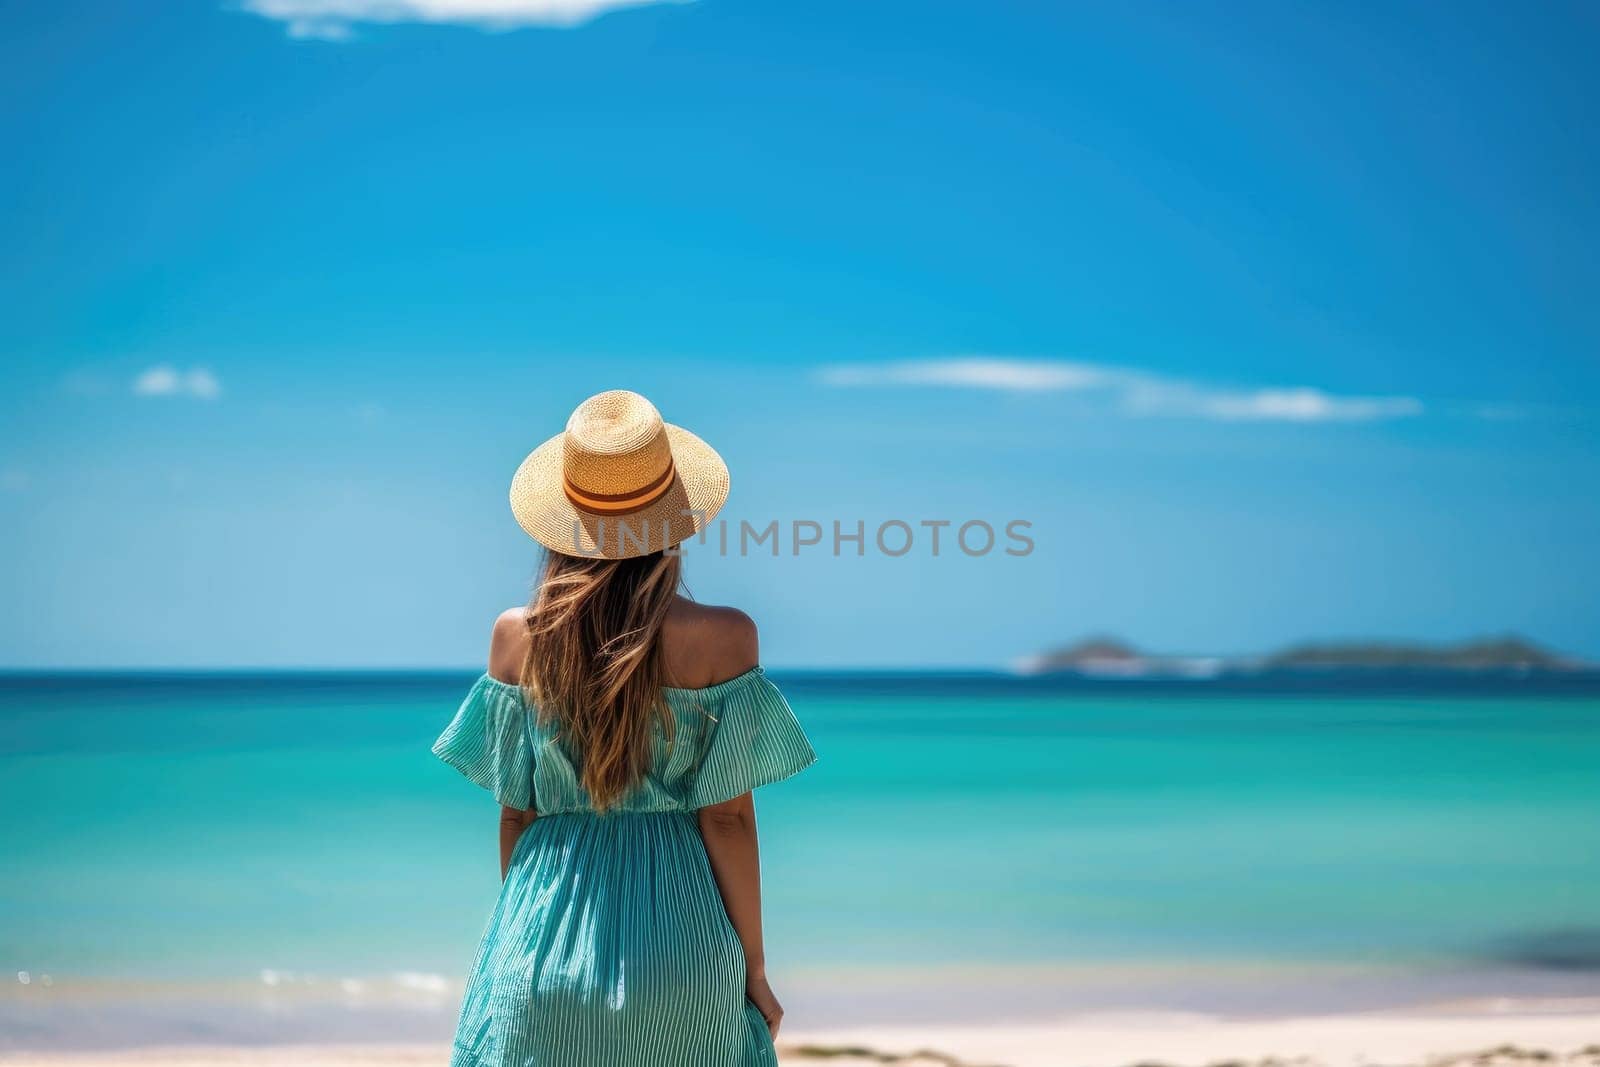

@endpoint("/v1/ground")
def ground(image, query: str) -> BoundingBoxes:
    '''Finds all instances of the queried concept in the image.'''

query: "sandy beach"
[3,1004,1598,1067]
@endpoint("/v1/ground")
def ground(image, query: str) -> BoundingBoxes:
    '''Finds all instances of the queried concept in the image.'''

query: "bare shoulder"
[661,599,760,689]
[699,604,759,670]
[488,607,531,685]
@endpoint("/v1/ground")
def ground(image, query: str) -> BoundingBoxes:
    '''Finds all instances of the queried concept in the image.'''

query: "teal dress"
[432,667,816,1067]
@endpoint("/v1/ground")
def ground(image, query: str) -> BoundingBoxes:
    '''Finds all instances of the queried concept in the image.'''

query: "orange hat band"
[562,459,677,515]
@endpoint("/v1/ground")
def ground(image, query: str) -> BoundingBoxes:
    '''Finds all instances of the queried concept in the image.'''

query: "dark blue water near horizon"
[6,665,1600,696]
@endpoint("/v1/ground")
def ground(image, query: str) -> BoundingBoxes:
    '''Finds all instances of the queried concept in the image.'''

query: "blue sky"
[2,0,1597,668]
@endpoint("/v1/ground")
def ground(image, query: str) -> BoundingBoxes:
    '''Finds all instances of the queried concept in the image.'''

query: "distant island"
[1020,634,1587,677]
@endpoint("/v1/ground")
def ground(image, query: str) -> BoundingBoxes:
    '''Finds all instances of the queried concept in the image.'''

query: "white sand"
[2,1006,1598,1067]
[788,1005,1600,1066]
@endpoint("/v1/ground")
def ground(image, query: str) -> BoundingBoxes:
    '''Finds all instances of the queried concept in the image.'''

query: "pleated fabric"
[433,667,816,1067]
[432,675,534,810]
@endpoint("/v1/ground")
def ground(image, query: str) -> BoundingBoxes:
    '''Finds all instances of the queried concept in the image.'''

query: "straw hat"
[509,390,729,559]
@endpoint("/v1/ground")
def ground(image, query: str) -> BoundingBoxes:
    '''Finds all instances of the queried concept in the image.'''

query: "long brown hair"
[519,549,683,811]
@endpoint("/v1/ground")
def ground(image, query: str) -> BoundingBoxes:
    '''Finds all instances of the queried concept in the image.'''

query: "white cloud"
[1121,381,1423,423]
[818,358,1110,392]
[134,365,223,400]
[239,0,685,39]
[286,17,354,39]
[818,357,1424,424]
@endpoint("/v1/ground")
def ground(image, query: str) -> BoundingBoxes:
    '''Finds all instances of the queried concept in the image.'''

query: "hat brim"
[509,423,729,560]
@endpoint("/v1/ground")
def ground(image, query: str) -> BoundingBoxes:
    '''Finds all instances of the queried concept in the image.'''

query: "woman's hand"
[745,972,784,1039]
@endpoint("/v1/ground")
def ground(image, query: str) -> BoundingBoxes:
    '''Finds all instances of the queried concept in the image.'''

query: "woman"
[433,390,815,1067]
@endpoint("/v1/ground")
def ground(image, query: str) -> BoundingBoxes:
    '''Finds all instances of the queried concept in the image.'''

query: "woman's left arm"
[487,608,536,879]
[499,805,534,880]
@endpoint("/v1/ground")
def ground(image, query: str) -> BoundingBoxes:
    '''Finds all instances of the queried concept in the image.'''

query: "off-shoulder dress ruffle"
[432,675,535,810]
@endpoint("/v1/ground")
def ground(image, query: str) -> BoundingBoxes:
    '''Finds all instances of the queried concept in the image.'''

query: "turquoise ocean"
[2,671,1598,1047]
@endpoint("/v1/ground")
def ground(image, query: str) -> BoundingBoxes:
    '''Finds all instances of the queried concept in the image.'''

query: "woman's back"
[433,608,814,1065]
